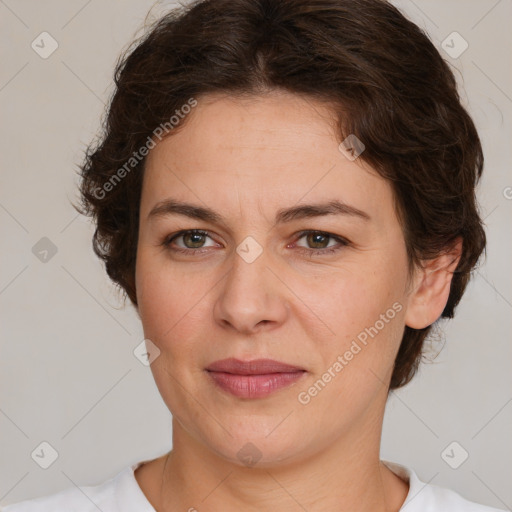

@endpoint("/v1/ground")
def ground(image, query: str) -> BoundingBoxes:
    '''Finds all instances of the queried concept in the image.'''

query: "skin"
[133,90,461,511]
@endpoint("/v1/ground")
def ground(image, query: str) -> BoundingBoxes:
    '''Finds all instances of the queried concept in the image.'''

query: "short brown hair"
[74,0,486,389]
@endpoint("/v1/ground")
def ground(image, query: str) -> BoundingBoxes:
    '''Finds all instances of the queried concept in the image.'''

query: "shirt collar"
[119,458,428,512]
[115,460,156,511]
[382,460,431,510]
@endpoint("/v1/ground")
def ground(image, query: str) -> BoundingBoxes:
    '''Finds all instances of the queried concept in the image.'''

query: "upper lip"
[206,358,305,375]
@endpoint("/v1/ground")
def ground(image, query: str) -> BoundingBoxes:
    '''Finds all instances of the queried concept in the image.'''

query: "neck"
[155,401,408,512]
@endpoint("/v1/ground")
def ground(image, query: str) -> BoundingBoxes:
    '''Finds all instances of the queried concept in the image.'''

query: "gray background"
[1,0,511,509]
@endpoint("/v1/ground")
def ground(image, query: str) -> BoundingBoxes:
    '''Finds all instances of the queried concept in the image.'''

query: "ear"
[404,237,463,330]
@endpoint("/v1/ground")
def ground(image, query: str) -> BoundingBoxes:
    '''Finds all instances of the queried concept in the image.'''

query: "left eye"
[294,231,345,251]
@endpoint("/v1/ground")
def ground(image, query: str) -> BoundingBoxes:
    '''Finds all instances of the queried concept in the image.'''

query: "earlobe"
[404,238,463,330]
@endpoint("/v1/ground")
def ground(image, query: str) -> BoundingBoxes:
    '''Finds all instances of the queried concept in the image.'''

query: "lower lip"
[206,371,306,399]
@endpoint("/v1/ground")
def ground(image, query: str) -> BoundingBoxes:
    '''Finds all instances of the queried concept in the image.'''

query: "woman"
[3,0,505,510]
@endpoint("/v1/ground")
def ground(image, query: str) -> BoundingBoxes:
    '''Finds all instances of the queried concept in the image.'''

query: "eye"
[292,230,349,256]
[161,229,349,257]
[162,230,218,254]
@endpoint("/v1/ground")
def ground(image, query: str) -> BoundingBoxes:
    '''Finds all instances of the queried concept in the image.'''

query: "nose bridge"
[225,236,273,301]
[214,235,287,332]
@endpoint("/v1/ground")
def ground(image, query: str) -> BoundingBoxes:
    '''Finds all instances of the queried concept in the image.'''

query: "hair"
[74,0,486,390]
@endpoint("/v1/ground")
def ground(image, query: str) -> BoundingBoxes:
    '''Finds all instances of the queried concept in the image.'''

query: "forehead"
[141,91,396,228]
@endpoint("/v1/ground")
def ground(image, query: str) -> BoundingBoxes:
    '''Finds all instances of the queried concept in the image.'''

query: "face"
[135,91,414,468]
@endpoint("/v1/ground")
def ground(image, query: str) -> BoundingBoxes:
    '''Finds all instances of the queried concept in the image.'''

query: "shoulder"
[383,461,507,512]
[409,481,507,511]
[1,464,136,512]
[1,481,115,512]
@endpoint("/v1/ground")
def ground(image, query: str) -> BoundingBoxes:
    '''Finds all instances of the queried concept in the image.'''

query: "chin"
[199,419,310,470]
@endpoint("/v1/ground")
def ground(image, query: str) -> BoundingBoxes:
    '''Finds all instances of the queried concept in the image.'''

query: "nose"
[213,244,289,335]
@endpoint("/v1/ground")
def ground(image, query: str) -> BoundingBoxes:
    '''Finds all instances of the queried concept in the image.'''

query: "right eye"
[162,229,219,254]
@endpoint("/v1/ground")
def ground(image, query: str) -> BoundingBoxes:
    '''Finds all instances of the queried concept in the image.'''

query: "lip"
[206,358,304,374]
[205,358,306,399]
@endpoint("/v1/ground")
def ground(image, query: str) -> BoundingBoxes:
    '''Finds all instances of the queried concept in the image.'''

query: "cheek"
[295,271,406,420]
[136,251,212,355]
[311,257,406,341]
[135,254,209,405]
[303,250,409,382]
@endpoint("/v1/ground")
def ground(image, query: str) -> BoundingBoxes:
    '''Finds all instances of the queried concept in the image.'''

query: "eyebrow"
[147,198,371,225]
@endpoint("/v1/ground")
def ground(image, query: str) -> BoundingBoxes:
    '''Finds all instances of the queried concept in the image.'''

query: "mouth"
[205,358,306,399]
[206,357,305,374]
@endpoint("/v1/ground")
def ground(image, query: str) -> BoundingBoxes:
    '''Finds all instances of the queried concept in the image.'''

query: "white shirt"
[2,460,506,511]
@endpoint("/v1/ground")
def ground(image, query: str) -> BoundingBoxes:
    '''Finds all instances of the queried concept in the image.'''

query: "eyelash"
[161,229,349,257]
